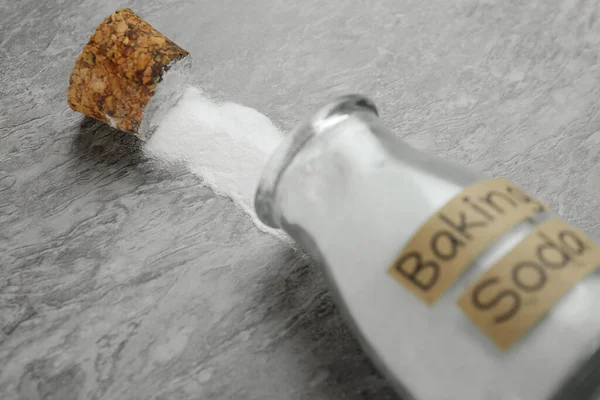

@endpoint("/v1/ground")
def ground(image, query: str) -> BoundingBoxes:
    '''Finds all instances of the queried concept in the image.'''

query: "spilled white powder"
[144,86,290,242]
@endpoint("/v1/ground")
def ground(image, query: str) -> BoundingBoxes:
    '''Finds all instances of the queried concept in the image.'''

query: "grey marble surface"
[2,0,600,399]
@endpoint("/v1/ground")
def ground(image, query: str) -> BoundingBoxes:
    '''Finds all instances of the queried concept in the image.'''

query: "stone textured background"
[1,0,600,399]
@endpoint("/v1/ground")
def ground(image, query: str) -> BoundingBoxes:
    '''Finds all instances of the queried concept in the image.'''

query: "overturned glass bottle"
[254,95,600,400]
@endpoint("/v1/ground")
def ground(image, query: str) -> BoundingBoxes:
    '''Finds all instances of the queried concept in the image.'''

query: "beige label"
[458,218,600,350]
[388,178,547,305]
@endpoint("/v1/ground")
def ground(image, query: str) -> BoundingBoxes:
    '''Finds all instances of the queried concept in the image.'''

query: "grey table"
[2,0,600,399]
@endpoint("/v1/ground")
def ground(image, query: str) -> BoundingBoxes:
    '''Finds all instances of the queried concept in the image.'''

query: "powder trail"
[144,86,291,242]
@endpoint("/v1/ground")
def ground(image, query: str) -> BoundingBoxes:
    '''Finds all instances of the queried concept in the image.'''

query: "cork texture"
[67,8,190,136]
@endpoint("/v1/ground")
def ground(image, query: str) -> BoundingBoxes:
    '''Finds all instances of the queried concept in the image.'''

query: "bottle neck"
[255,95,379,229]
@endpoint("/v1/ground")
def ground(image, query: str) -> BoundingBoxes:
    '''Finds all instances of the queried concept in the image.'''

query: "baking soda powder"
[144,86,289,242]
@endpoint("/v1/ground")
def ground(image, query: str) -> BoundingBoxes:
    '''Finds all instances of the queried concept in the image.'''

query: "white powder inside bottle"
[144,86,291,243]
[272,112,600,400]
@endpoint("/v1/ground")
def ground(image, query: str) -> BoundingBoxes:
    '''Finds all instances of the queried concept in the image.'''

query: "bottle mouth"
[254,94,379,229]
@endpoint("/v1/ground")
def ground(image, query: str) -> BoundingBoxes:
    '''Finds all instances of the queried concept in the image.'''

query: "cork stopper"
[67,8,191,139]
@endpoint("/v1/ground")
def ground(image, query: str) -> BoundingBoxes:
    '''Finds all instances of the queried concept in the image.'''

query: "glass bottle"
[254,95,600,400]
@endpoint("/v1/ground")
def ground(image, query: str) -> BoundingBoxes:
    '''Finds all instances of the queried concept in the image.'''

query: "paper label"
[458,217,600,350]
[388,178,547,305]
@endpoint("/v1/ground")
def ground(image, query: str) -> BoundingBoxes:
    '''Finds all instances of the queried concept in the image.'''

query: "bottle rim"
[254,94,379,228]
